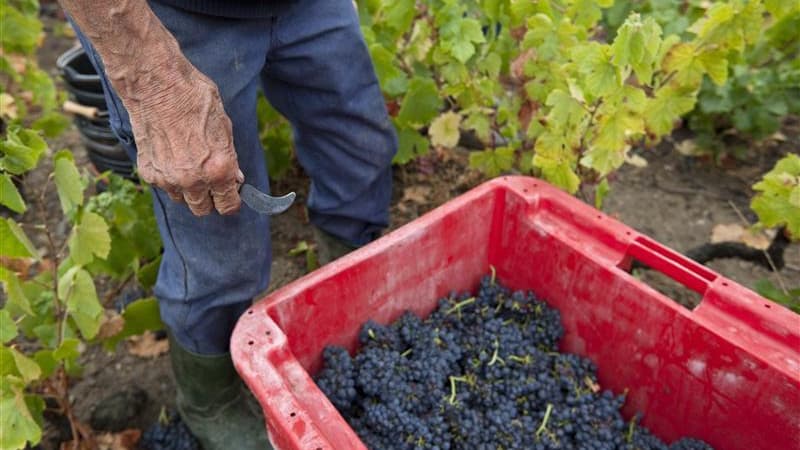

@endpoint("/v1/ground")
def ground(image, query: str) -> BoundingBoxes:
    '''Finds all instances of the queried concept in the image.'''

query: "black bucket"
[81,137,130,160]
[88,152,137,181]
[58,45,138,181]
[56,46,104,93]
[75,116,119,145]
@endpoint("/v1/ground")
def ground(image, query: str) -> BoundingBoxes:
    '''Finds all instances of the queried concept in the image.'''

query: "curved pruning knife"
[240,183,296,216]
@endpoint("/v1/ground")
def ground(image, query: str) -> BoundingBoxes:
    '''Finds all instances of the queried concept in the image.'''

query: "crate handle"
[625,236,717,295]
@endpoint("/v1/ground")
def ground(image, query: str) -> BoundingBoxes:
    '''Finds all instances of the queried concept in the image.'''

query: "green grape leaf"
[9,346,40,383]
[580,145,627,177]
[0,310,17,344]
[751,154,800,237]
[460,19,487,44]
[369,43,409,97]
[136,256,161,291]
[790,186,800,208]
[479,52,502,78]
[469,147,514,177]
[697,50,729,86]
[545,90,586,134]
[393,127,430,164]
[644,85,697,136]
[688,3,735,39]
[103,297,164,350]
[688,1,763,53]
[764,0,796,19]
[663,43,704,86]
[443,18,486,64]
[54,150,84,214]
[0,218,40,260]
[68,211,111,266]
[21,67,57,112]
[0,173,26,213]
[519,151,535,174]
[0,267,32,316]
[595,178,610,210]
[0,386,42,450]
[0,128,47,175]
[24,393,45,430]
[611,14,662,85]
[571,43,621,97]
[429,111,462,148]
[0,2,43,54]
[664,43,728,87]
[590,109,644,159]
[397,77,441,127]
[0,347,15,377]
[383,0,416,34]
[31,112,70,138]
[533,132,580,194]
[464,110,491,142]
[448,40,476,64]
[33,350,57,379]
[53,338,80,368]
[534,156,581,194]
[567,0,603,28]
[58,267,103,340]
[510,0,538,27]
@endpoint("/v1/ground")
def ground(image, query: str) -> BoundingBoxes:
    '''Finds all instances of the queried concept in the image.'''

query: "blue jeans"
[72,0,397,355]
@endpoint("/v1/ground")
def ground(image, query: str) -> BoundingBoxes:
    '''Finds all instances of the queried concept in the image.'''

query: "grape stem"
[489,265,497,285]
[448,375,472,405]
[445,297,475,315]
[488,338,504,366]
[535,403,554,439]
[626,414,638,443]
[508,355,532,365]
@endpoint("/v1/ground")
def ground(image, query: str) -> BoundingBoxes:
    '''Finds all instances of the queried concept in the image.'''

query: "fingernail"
[237,169,245,183]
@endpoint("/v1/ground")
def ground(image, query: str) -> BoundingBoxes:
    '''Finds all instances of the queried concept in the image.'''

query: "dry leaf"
[0,93,17,119]
[710,223,771,249]
[401,186,431,204]
[625,152,648,168]
[770,131,787,142]
[711,223,745,243]
[0,255,34,277]
[97,310,126,340]
[584,376,600,393]
[510,49,536,83]
[675,139,701,156]
[2,53,27,73]
[128,331,169,358]
[741,229,771,250]
[96,429,141,450]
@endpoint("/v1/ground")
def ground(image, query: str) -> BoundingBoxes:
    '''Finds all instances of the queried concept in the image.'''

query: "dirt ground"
[18,13,800,449]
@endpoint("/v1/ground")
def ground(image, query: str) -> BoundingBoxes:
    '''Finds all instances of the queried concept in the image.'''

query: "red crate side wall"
[488,188,800,450]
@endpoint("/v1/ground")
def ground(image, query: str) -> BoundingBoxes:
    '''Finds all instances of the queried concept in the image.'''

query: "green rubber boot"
[168,335,272,450]
[312,226,359,266]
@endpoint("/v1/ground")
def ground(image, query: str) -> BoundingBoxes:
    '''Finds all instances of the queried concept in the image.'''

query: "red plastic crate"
[231,176,800,450]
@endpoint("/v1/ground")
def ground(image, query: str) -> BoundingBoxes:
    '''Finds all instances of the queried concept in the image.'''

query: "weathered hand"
[129,71,243,216]
[57,0,245,216]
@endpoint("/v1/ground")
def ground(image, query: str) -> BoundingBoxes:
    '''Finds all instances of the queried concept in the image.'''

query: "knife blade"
[240,183,296,215]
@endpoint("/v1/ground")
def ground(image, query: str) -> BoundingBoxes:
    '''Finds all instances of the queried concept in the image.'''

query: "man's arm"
[58,0,243,216]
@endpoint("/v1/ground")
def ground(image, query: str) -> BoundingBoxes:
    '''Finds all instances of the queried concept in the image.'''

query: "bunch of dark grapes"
[314,275,716,450]
[139,410,200,450]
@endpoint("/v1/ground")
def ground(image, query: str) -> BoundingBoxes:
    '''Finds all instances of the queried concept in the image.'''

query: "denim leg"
[261,0,397,247]
[70,3,274,355]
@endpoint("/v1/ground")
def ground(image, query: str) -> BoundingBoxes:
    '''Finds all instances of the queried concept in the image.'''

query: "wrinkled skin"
[58,0,242,216]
